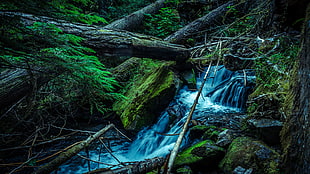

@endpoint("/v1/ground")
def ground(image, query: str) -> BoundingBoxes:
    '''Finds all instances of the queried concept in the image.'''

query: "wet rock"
[247,118,282,145]
[174,140,225,173]
[113,62,181,131]
[233,166,253,174]
[219,137,280,174]
[180,70,197,90]
[216,129,240,147]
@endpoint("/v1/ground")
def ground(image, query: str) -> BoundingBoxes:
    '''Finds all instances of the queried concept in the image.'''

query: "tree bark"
[0,11,190,61]
[104,0,166,31]
[164,1,235,44]
[87,157,165,174]
[0,68,51,110]
[33,124,114,174]
[280,3,310,174]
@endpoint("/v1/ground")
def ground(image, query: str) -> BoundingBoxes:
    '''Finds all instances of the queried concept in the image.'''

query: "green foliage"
[143,7,182,38]
[254,42,299,91]
[0,0,107,24]
[105,0,154,22]
[0,20,123,115]
[223,6,255,36]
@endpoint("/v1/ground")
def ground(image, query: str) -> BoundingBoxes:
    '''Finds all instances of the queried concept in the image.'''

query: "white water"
[57,66,254,173]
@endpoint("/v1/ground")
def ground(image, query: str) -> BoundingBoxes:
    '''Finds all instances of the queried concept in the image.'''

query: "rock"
[189,125,220,141]
[216,129,240,147]
[219,137,280,174]
[174,140,225,173]
[233,166,253,174]
[113,61,181,131]
[247,118,283,145]
[180,70,197,90]
[176,166,193,174]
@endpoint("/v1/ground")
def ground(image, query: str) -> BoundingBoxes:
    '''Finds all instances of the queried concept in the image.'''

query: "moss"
[174,140,225,172]
[113,59,178,130]
[219,137,280,174]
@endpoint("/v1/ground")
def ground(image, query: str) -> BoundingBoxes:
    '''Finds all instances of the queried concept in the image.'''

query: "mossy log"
[104,0,166,31]
[33,124,114,174]
[0,11,190,61]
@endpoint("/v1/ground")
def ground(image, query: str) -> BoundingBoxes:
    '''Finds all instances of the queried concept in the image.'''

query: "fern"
[1,20,124,115]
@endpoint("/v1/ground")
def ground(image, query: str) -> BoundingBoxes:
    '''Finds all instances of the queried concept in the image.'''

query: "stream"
[57,65,255,173]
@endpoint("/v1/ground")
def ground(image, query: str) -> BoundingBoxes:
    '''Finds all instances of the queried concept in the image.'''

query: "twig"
[0,137,66,152]
[113,126,132,141]
[99,138,123,165]
[34,124,114,174]
[51,125,97,134]
[76,154,116,166]
[9,150,42,174]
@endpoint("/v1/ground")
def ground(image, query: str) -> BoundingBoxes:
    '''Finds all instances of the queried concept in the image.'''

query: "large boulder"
[113,61,180,131]
[174,140,225,173]
[219,137,280,174]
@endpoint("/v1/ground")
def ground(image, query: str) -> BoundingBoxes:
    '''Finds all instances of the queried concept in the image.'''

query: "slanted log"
[0,11,190,61]
[87,157,165,174]
[164,1,235,44]
[33,124,114,174]
[104,0,166,31]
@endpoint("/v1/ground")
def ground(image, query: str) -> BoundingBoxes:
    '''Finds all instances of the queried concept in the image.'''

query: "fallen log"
[33,124,114,174]
[164,1,235,44]
[86,157,165,174]
[104,0,166,31]
[0,68,51,110]
[0,11,189,61]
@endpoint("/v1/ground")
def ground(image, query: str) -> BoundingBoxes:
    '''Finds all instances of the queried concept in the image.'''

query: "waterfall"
[58,65,254,173]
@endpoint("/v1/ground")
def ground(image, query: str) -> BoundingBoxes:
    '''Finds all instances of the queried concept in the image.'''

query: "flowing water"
[57,65,254,173]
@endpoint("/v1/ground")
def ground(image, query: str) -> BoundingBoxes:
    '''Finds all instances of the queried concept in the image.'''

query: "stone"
[216,129,240,147]
[174,140,225,173]
[113,61,180,131]
[219,137,280,174]
[247,119,283,145]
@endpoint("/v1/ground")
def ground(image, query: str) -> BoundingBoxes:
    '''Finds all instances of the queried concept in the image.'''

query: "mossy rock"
[174,140,225,172]
[113,61,180,131]
[219,137,280,174]
[189,125,220,141]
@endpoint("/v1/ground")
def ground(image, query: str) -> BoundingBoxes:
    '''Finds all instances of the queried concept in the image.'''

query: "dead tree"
[281,3,310,174]
[87,157,165,174]
[0,12,190,61]
[33,124,115,174]
[164,1,235,44]
[104,0,166,31]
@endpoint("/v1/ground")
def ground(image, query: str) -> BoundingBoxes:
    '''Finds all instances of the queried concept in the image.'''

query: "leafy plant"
[1,21,123,115]
[143,7,182,38]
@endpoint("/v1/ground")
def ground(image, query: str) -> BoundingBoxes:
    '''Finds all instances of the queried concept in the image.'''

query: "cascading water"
[58,65,254,173]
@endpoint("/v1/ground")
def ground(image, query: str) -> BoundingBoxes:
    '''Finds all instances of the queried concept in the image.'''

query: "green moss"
[219,137,280,174]
[174,140,225,172]
[113,59,177,130]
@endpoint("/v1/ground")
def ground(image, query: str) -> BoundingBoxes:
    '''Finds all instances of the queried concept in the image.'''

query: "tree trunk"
[164,1,235,44]
[0,68,51,109]
[0,11,190,61]
[87,157,165,174]
[104,0,166,31]
[280,3,310,173]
